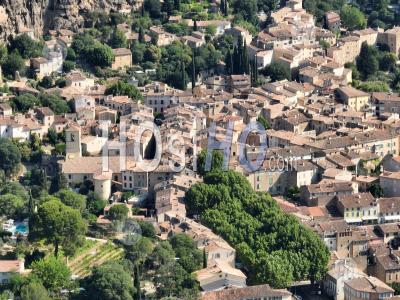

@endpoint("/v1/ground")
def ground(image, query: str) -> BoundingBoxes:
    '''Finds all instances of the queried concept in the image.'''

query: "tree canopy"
[185,170,330,288]
[85,261,135,300]
[31,256,71,294]
[108,204,129,221]
[20,281,51,300]
[340,5,367,31]
[0,194,27,219]
[263,61,291,82]
[197,149,224,176]
[0,138,21,177]
[105,81,143,102]
[31,199,87,257]
[55,189,86,212]
[9,34,43,59]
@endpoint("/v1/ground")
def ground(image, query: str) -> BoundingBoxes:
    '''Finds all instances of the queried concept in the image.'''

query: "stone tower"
[94,171,112,201]
[65,123,81,159]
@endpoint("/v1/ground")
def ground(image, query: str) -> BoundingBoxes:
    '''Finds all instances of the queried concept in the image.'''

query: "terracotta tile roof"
[0,260,22,273]
[201,284,292,300]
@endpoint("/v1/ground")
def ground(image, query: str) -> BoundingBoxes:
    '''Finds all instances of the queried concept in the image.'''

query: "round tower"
[94,171,112,201]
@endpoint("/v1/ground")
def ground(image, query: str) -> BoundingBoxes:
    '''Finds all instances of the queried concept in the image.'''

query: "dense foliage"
[105,81,143,102]
[185,171,330,288]
[85,261,135,300]
[0,138,21,177]
[30,199,87,257]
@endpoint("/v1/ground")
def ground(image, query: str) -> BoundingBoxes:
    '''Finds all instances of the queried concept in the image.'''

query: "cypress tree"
[250,59,254,86]
[180,60,187,90]
[233,45,239,74]
[174,0,181,10]
[193,19,198,31]
[254,56,258,84]
[134,265,141,300]
[242,41,249,75]
[203,248,207,268]
[220,0,225,14]
[138,27,145,43]
[225,48,232,75]
[141,4,145,17]
[237,36,244,73]
[191,50,196,90]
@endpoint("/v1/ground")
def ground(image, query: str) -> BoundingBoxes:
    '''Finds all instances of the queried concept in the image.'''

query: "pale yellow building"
[336,86,370,112]
[112,48,132,70]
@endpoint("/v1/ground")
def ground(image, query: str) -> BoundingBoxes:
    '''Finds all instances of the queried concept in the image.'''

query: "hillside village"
[1,0,400,299]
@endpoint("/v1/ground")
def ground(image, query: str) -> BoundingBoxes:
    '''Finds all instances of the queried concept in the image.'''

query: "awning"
[362,216,378,221]
[382,215,400,221]
[345,218,362,223]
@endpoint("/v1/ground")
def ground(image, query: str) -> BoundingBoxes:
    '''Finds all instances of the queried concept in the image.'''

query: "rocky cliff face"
[0,0,137,41]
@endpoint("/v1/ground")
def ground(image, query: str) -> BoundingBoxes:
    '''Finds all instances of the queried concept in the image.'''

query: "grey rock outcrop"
[0,0,137,41]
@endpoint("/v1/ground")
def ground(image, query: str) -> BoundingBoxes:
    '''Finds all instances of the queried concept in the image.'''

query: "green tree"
[86,261,134,300]
[287,186,300,199]
[233,0,258,23]
[10,94,39,113]
[86,192,107,216]
[0,181,28,200]
[10,34,42,59]
[20,281,51,300]
[2,51,26,78]
[144,45,161,63]
[379,52,397,71]
[132,42,145,64]
[0,138,21,176]
[170,234,203,273]
[109,29,128,49]
[31,256,71,294]
[263,61,291,82]
[138,221,156,238]
[257,115,270,129]
[138,27,146,43]
[39,94,69,114]
[47,128,58,145]
[0,43,8,65]
[144,0,162,18]
[88,43,115,67]
[368,183,384,198]
[39,76,53,89]
[109,204,129,221]
[126,236,154,264]
[225,48,233,75]
[31,200,86,257]
[180,60,187,90]
[391,282,400,295]
[357,42,378,79]
[154,261,197,298]
[185,171,330,288]
[55,189,86,212]
[191,50,196,90]
[197,149,224,176]
[62,60,76,73]
[0,194,27,219]
[66,48,76,61]
[340,5,367,30]
[105,81,143,102]
[357,81,389,92]
[134,264,141,300]
[49,171,68,194]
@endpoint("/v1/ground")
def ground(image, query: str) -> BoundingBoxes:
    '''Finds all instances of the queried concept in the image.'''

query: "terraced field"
[68,241,124,278]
